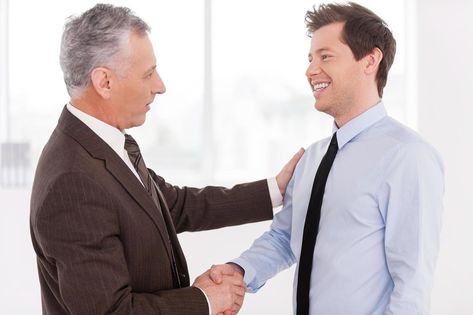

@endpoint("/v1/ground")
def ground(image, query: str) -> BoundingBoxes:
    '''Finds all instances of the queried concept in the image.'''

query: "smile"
[312,82,330,92]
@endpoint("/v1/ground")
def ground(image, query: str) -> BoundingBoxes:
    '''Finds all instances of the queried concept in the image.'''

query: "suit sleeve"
[149,170,273,233]
[32,172,208,315]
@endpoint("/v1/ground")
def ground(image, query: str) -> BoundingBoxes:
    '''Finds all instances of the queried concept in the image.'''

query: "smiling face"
[306,22,368,123]
[109,32,165,130]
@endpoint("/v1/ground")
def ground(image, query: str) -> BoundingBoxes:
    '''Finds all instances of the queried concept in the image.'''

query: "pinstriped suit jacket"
[30,107,273,315]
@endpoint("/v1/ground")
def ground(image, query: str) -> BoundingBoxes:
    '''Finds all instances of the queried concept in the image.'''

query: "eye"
[321,54,330,61]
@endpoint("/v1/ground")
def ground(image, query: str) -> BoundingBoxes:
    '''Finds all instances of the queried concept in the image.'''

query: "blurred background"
[0,0,471,313]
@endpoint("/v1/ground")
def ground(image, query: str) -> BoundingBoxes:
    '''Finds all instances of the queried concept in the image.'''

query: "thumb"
[288,148,305,169]
[282,148,304,176]
[209,268,223,284]
[209,264,237,284]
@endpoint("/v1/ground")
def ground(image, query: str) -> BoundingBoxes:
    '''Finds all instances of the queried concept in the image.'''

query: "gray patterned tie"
[124,134,183,287]
[124,134,159,205]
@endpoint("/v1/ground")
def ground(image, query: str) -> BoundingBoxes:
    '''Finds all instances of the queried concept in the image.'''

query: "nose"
[153,71,166,95]
[305,60,321,79]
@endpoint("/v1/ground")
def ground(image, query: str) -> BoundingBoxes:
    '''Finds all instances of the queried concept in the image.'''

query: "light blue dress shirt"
[233,102,444,315]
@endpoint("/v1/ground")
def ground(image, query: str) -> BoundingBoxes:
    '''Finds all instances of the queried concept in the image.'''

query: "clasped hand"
[193,264,245,315]
[192,148,305,314]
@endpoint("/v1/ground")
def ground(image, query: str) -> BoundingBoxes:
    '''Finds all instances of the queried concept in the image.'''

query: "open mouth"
[312,82,330,93]
[311,81,331,98]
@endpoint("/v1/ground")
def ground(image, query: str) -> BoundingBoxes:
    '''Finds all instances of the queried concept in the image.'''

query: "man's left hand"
[276,148,305,196]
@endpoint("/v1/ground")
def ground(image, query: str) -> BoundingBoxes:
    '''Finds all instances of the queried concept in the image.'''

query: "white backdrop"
[1,0,472,314]
[417,0,473,313]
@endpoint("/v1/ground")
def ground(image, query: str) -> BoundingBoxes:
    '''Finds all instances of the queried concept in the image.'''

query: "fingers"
[276,147,305,196]
[230,289,245,313]
[226,278,246,314]
[194,268,247,315]
[286,148,305,171]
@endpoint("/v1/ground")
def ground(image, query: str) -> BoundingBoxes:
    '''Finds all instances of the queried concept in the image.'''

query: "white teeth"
[313,82,330,92]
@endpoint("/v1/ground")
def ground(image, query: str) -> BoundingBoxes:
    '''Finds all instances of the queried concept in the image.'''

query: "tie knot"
[330,132,338,149]
[124,134,140,155]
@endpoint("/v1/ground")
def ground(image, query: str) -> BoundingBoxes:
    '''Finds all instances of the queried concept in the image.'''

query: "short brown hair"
[305,2,396,97]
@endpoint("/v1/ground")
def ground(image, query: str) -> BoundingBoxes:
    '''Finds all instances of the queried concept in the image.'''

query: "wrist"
[267,177,284,207]
[227,262,245,276]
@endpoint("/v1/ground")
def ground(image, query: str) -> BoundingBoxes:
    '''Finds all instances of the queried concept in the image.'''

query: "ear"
[90,67,113,99]
[364,47,383,75]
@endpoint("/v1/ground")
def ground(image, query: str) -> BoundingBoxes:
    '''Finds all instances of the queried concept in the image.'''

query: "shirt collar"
[66,103,126,158]
[332,101,387,149]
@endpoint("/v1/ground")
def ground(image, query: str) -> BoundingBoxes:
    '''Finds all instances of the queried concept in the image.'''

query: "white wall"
[1,0,472,314]
[417,0,473,314]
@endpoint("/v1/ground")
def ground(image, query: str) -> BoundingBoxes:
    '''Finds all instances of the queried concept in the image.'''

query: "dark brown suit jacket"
[30,107,273,315]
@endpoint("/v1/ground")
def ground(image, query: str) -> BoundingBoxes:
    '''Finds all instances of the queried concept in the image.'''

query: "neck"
[70,91,122,131]
[334,89,381,128]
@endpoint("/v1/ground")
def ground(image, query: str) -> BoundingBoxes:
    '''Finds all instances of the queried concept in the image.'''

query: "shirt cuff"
[195,286,212,315]
[230,258,259,293]
[267,177,283,208]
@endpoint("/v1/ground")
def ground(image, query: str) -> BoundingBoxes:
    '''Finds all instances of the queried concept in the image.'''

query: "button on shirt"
[232,102,444,315]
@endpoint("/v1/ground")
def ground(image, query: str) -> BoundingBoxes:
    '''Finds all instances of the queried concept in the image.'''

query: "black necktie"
[296,132,338,315]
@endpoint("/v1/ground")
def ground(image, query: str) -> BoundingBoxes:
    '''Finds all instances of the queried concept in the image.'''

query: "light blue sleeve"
[232,174,297,293]
[379,143,444,315]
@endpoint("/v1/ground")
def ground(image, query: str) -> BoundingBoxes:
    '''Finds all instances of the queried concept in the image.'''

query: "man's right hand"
[193,267,246,315]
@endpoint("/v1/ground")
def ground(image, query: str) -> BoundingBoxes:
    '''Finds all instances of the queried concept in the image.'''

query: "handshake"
[190,149,306,315]
[193,263,246,315]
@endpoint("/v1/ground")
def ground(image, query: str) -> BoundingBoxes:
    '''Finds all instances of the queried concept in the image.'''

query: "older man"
[30,4,302,315]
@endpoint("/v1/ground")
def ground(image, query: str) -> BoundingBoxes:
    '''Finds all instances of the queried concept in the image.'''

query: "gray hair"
[60,4,150,97]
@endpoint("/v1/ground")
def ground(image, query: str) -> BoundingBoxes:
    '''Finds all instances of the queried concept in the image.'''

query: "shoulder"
[303,136,333,159]
[373,118,444,179]
[32,128,110,215]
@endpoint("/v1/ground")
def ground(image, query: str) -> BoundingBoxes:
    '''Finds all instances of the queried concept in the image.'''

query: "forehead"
[127,33,156,66]
[310,22,346,51]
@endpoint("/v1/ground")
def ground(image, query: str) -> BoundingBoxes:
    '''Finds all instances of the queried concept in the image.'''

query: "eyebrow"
[145,65,157,74]
[308,48,334,58]
[315,47,333,54]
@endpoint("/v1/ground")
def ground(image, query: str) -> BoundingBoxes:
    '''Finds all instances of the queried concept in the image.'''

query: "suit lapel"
[56,106,174,261]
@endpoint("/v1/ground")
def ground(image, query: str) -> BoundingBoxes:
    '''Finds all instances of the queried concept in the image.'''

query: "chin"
[315,98,335,114]
[126,117,147,129]
[314,100,326,112]
[134,119,146,127]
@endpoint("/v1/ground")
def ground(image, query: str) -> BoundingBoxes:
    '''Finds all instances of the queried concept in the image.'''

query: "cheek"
[335,65,360,87]
[125,83,146,102]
